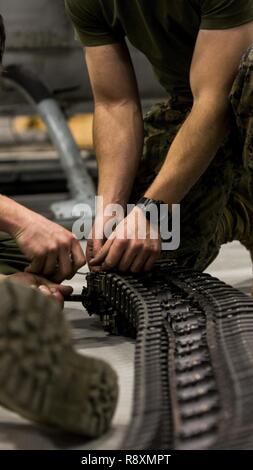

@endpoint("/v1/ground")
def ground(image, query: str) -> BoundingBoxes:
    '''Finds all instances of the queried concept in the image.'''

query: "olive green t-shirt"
[65,0,253,97]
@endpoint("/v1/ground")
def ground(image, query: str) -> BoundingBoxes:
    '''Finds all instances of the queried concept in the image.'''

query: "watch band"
[137,197,166,222]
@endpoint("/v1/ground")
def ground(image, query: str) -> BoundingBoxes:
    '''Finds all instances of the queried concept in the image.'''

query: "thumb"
[86,239,104,264]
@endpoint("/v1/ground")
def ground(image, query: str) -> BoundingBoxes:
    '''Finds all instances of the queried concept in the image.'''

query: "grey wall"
[0,0,165,114]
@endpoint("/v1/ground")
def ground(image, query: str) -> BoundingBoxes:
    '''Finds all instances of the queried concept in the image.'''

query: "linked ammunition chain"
[82,262,253,450]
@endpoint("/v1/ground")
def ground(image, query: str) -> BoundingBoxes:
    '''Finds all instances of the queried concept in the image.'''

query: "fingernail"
[50,287,57,293]
[91,266,101,273]
[39,285,49,293]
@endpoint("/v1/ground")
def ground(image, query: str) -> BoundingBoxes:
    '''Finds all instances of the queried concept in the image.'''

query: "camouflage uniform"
[0,233,29,274]
[131,45,253,271]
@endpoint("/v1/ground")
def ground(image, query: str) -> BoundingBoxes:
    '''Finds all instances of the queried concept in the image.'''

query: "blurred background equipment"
[0,0,165,226]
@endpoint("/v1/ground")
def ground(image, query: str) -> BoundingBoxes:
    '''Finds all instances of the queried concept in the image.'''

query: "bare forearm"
[94,101,144,208]
[145,98,230,204]
[0,195,30,234]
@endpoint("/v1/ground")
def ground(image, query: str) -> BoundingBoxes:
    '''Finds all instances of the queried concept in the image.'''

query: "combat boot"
[0,281,118,437]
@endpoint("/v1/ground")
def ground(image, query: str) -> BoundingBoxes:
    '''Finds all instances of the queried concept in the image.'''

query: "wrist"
[136,197,172,232]
[96,192,128,216]
[137,196,166,218]
[0,195,31,236]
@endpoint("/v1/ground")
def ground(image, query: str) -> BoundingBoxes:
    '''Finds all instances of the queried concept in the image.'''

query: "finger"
[143,252,160,272]
[130,250,151,273]
[38,285,52,298]
[71,239,86,273]
[87,240,105,272]
[42,251,58,277]
[38,285,64,307]
[60,250,73,281]
[92,239,105,257]
[101,240,128,271]
[89,264,105,273]
[86,239,94,265]
[25,256,46,274]
[36,275,73,297]
[89,238,114,266]
[53,249,73,282]
[118,246,139,272]
[86,238,103,266]
[57,284,73,296]
[49,287,64,308]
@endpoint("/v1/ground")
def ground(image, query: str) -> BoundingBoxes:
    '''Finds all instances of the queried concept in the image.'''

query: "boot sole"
[0,281,118,437]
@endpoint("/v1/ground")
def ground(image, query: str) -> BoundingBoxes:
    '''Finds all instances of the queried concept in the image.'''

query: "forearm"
[0,195,30,235]
[145,97,230,204]
[94,101,144,209]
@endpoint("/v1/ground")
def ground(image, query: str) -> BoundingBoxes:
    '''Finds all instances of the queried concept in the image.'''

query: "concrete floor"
[0,241,252,450]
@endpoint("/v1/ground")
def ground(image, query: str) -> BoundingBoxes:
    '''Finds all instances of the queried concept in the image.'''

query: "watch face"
[137,198,165,224]
[138,197,164,207]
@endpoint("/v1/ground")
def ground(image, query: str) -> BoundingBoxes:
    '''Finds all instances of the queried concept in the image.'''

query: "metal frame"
[1,65,95,228]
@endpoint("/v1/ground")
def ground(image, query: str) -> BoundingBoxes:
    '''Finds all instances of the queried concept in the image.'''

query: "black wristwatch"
[136,197,166,222]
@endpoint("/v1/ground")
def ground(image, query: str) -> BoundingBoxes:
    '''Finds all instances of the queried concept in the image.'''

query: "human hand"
[89,206,161,273]
[5,272,73,308]
[86,213,119,268]
[10,207,86,282]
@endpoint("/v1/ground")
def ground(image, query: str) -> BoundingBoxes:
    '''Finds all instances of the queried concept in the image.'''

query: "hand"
[89,206,161,273]
[10,208,86,282]
[4,272,73,308]
[86,213,119,268]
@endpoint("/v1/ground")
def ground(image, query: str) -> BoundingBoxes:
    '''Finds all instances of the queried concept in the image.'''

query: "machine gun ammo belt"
[81,262,253,450]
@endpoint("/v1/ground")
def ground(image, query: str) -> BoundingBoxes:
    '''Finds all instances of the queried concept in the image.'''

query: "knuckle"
[131,241,142,252]
[48,244,58,254]
[60,239,71,250]
[151,244,160,254]
[104,260,114,269]
[59,232,74,246]
[144,245,153,254]
[134,241,143,250]
[117,238,127,248]
[68,233,76,243]
[34,249,44,258]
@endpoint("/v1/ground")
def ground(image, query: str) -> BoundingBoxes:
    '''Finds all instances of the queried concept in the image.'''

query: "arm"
[86,42,143,209]
[0,14,85,282]
[0,195,85,282]
[90,22,253,273]
[145,22,253,204]
[85,42,144,260]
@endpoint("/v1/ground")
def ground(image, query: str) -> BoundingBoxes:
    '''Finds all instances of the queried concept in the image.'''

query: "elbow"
[192,88,231,122]
[94,97,141,113]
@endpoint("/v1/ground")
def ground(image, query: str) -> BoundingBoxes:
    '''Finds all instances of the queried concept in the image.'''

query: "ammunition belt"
[82,262,253,450]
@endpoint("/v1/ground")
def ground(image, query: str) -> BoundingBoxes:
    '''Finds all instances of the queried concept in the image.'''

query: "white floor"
[0,241,252,450]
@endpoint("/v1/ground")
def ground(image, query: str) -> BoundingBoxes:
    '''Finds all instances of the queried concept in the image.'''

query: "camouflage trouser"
[0,232,28,274]
[131,45,253,271]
